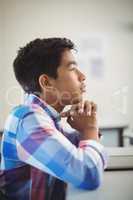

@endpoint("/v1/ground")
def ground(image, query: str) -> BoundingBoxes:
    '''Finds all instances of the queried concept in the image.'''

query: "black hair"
[13,37,75,93]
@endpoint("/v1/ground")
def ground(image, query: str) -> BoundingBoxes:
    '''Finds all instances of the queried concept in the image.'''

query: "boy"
[0,38,107,200]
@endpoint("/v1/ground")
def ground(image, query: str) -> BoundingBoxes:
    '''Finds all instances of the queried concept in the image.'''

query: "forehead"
[60,49,76,65]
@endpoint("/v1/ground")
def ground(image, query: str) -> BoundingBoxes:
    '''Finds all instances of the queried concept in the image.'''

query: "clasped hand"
[61,101,100,141]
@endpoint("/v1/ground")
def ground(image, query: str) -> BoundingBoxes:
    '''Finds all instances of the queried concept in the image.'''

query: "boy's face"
[50,49,86,106]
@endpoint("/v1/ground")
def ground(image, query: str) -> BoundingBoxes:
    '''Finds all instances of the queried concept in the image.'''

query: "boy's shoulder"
[10,104,34,119]
[10,103,47,120]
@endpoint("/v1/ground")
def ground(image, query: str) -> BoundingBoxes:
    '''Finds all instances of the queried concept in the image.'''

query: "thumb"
[60,111,70,118]
[67,115,74,125]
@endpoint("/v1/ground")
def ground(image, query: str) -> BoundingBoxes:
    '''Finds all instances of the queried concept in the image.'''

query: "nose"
[78,69,86,82]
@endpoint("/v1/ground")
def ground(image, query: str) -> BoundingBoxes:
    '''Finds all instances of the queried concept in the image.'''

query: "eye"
[69,64,77,71]
[69,66,76,71]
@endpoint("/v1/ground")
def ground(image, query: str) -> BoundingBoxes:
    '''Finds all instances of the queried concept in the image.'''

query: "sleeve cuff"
[79,139,108,169]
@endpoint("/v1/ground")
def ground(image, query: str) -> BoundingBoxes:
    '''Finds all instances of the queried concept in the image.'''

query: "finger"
[60,105,77,118]
[60,110,71,118]
[91,102,97,115]
[67,115,74,125]
[77,101,84,114]
[84,101,92,116]
[69,105,77,116]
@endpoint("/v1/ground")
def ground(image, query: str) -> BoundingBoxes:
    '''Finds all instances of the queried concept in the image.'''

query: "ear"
[39,74,53,90]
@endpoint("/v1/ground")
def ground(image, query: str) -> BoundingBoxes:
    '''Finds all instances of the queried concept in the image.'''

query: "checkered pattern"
[0,94,108,199]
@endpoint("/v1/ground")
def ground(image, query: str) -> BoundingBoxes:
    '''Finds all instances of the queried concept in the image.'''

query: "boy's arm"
[16,110,107,190]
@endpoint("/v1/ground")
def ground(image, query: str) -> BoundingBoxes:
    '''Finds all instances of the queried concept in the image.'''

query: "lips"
[80,84,86,93]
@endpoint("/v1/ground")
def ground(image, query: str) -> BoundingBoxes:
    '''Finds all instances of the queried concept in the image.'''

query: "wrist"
[81,127,99,141]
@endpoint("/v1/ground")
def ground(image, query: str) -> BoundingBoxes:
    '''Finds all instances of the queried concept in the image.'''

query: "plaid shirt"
[0,94,107,200]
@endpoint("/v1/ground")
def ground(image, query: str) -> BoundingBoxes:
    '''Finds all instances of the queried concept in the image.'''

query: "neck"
[39,93,65,113]
[50,103,65,113]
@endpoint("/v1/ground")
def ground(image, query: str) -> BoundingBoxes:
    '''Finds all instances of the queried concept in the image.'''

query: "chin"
[70,94,83,104]
[60,92,83,106]
[60,97,82,106]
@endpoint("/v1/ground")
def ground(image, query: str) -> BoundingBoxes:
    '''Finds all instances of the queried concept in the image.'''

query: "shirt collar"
[24,93,61,123]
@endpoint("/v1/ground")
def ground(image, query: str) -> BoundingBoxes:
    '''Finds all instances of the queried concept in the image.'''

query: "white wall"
[0,1,5,129]
[0,0,133,133]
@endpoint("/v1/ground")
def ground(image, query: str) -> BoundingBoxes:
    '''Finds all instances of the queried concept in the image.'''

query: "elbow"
[78,167,103,190]
[89,175,101,190]
[90,170,102,190]
[79,178,101,190]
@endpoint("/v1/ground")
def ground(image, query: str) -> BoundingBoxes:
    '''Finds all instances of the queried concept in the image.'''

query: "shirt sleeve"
[16,109,108,190]
[62,129,80,147]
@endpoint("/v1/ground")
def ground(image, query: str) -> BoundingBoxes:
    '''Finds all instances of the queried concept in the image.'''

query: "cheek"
[64,73,79,84]
[56,72,80,92]
[62,77,79,90]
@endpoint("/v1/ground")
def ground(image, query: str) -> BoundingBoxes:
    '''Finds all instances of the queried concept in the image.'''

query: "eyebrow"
[66,61,78,67]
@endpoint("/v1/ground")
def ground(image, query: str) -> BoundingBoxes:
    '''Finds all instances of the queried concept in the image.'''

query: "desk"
[0,131,2,138]
[100,125,128,147]
[0,131,2,148]
[67,170,133,200]
[0,131,2,160]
